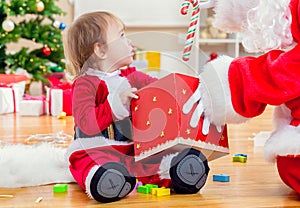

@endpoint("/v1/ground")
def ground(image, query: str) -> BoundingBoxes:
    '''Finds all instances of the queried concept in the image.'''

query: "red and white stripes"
[181,0,200,61]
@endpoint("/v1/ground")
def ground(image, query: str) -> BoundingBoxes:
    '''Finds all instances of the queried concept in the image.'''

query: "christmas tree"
[0,0,66,82]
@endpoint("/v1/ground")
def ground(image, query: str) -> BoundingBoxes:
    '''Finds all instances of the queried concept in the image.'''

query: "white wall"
[74,0,190,27]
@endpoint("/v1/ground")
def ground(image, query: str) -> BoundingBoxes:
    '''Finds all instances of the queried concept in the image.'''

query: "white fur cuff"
[158,153,178,179]
[108,93,130,120]
[264,125,300,163]
[199,56,249,126]
[85,165,100,199]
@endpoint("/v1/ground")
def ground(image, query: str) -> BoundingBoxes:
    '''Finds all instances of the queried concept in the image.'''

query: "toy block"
[155,188,170,196]
[234,153,247,158]
[145,184,159,189]
[137,185,150,194]
[232,155,247,163]
[151,188,159,195]
[57,111,67,119]
[53,184,68,193]
[213,174,230,182]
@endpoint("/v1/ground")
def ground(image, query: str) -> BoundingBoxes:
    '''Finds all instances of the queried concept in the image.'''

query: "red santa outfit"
[67,66,210,203]
[190,0,300,195]
[66,67,167,196]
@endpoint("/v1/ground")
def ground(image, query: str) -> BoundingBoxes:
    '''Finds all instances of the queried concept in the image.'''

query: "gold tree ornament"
[36,1,45,12]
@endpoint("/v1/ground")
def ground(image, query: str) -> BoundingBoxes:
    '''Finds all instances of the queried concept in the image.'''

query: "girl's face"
[103,19,134,73]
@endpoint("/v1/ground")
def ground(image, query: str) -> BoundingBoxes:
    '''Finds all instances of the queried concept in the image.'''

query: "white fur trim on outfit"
[273,105,292,129]
[107,93,129,120]
[264,125,300,163]
[66,136,133,158]
[199,55,249,127]
[85,165,100,199]
[158,153,178,179]
[0,143,74,188]
[86,68,131,120]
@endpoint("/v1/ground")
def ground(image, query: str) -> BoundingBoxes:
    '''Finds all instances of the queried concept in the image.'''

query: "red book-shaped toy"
[131,73,229,161]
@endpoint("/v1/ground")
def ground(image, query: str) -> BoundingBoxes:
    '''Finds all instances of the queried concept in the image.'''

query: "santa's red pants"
[277,155,300,195]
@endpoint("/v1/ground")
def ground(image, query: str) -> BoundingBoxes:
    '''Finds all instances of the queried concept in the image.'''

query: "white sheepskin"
[199,56,249,127]
[264,125,300,163]
[0,143,74,188]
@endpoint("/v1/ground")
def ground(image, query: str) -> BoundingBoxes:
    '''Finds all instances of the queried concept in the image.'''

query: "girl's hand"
[120,88,138,105]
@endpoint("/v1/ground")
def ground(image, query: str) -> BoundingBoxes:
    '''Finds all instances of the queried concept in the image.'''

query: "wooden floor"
[1,106,300,208]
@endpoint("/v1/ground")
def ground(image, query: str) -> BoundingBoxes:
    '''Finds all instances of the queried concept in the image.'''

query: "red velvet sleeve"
[72,76,113,135]
[229,44,300,118]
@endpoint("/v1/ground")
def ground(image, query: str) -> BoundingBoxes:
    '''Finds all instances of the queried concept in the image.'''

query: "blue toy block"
[213,174,230,182]
[234,153,247,158]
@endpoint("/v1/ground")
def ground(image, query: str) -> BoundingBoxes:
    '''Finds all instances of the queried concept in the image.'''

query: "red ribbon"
[48,77,72,90]
[23,94,46,101]
[0,83,16,113]
[47,77,72,116]
[48,88,53,116]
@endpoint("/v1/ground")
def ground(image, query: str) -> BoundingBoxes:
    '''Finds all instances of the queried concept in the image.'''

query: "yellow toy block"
[155,188,170,196]
[57,111,66,119]
[232,155,247,163]
[150,188,159,195]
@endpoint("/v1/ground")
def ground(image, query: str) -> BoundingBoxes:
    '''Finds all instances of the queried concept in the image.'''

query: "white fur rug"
[0,143,74,188]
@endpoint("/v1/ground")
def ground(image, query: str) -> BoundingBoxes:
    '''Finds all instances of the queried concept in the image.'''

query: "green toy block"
[53,184,68,193]
[137,185,150,194]
[145,184,159,189]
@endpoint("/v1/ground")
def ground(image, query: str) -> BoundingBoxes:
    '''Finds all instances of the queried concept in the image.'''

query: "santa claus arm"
[186,44,300,128]
[230,44,300,118]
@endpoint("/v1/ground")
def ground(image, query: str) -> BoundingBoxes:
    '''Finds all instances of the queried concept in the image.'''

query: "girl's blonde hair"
[64,11,124,76]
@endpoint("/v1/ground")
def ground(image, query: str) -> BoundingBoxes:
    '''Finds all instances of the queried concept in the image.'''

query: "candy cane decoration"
[181,0,200,61]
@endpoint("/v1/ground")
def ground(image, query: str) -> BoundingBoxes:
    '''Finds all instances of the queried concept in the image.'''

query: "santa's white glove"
[182,80,222,135]
[183,55,249,134]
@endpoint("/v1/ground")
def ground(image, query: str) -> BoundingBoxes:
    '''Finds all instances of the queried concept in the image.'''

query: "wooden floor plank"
[1,106,300,207]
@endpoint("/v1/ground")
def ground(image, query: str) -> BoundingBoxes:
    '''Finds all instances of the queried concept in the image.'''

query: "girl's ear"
[94,43,107,59]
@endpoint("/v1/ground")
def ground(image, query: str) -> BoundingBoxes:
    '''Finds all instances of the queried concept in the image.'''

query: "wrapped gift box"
[0,74,27,101]
[19,95,46,116]
[0,87,20,114]
[131,73,229,161]
[46,88,72,116]
[46,78,72,116]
